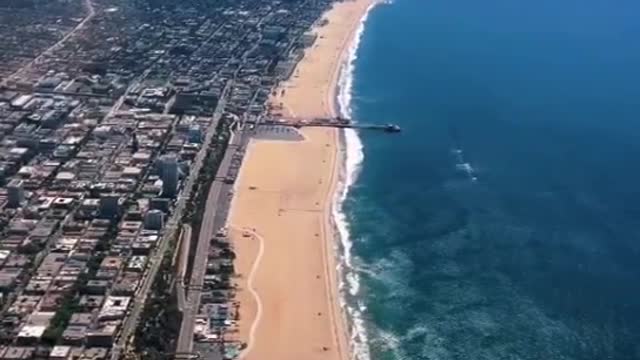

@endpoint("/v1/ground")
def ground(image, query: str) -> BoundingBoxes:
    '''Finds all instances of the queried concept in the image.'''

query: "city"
[0,0,330,358]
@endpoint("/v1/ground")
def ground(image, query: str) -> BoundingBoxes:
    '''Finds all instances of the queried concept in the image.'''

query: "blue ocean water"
[345,0,640,359]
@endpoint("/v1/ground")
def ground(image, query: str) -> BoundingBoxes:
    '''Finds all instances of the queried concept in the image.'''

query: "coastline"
[326,1,379,359]
[229,1,375,359]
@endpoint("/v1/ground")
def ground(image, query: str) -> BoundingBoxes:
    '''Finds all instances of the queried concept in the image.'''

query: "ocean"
[335,0,640,359]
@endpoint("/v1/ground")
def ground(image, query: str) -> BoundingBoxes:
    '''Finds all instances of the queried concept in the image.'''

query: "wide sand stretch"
[228,0,373,359]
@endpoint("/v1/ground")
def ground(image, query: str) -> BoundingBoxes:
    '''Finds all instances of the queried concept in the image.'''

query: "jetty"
[262,116,402,133]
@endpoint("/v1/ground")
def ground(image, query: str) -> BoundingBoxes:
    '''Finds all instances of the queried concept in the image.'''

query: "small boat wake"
[448,124,477,182]
[453,148,478,182]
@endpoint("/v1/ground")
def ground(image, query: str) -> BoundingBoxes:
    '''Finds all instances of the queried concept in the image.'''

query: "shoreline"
[329,1,381,358]
[228,1,376,359]
[328,15,368,360]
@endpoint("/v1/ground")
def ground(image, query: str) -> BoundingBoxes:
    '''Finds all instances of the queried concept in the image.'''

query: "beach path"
[231,128,340,360]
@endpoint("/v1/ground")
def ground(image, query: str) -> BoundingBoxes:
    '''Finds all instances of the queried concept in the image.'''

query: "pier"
[263,116,402,133]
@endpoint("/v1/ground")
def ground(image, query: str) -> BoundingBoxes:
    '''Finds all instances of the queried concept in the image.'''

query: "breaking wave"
[331,1,385,359]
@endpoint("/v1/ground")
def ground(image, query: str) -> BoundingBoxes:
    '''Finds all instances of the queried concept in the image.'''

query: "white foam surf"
[331,2,384,359]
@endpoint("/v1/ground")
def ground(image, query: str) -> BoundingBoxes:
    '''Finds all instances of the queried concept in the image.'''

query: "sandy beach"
[228,0,373,359]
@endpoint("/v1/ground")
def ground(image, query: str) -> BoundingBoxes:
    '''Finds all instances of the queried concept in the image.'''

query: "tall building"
[99,194,120,219]
[160,155,179,198]
[150,197,170,212]
[144,210,164,230]
[188,125,202,144]
[7,179,24,208]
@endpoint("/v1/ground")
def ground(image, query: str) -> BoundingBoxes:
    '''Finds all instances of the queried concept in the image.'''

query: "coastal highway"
[176,125,250,354]
[110,94,227,360]
[176,224,192,312]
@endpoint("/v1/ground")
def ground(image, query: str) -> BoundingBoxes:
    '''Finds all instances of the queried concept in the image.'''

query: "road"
[110,94,228,360]
[176,224,192,312]
[1,0,96,86]
[175,123,251,354]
